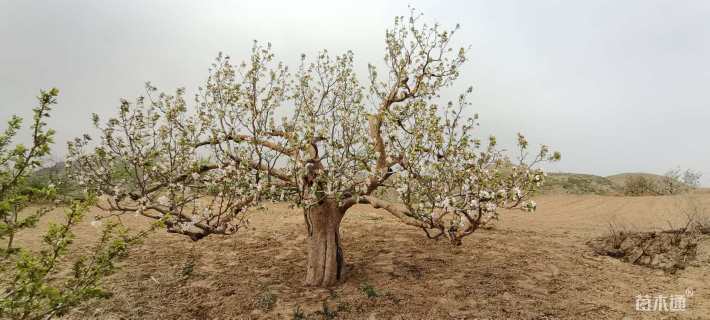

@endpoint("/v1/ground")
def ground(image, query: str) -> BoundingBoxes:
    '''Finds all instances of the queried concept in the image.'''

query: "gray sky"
[2,0,709,185]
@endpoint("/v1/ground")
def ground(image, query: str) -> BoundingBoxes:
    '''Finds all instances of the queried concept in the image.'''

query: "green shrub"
[360,282,379,299]
[0,89,138,320]
[254,290,277,312]
[623,176,659,196]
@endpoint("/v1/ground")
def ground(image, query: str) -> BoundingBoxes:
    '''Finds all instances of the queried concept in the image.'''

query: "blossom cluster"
[66,88,264,240]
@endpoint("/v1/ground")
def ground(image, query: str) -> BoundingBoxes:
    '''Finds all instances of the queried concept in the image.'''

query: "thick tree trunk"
[304,199,345,287]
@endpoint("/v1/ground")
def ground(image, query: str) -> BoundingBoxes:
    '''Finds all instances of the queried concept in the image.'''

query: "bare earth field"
[11,192,710,320]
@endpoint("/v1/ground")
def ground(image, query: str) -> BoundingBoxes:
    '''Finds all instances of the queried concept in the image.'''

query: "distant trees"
[659,168,703,195]
[623,168,703,196]
[660,168,685,195]
[679,169,702,189]
[68,10,559,287]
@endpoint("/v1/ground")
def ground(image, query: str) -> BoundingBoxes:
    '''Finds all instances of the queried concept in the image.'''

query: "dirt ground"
[10,192,710,320]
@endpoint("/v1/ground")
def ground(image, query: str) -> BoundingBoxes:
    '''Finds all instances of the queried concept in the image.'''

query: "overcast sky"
[1,0,709,185]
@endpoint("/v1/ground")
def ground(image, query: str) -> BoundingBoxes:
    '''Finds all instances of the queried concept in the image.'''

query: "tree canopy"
[67,10,559,286]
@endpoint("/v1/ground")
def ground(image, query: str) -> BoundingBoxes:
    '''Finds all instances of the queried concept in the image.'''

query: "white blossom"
[157,195,170,206]
[484,202,497,212]
[469,199,479,208]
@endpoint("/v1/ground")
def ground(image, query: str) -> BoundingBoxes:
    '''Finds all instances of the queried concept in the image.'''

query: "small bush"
[180,255,196,278]
[360,282,379,299]
[678,195,710,234]
[254,291,277,312]
[623,176,659,196]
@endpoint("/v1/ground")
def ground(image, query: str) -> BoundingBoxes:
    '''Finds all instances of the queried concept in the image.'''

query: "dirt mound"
[588,229,705,272]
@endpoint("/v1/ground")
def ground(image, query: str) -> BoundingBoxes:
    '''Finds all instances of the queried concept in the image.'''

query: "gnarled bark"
[304,199,345,287]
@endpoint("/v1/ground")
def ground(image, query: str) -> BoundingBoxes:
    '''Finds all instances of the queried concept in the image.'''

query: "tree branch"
[340,195,428,228]
[195,133,295,157]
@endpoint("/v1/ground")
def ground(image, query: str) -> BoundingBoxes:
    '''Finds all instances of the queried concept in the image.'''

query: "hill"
[26,162,84,200]
[543,172,695,196]
[542,172,620,195]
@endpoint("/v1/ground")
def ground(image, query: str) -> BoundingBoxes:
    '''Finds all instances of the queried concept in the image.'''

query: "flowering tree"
[68,11,559,287]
